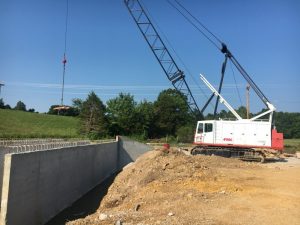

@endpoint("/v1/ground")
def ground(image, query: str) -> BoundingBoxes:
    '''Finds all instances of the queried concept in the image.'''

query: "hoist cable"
[141,0,214,110]
[61,0,69,106]
[63,0,69,54]
[166,0,221,51]
[173,0,223,45]
[229,60,243,106]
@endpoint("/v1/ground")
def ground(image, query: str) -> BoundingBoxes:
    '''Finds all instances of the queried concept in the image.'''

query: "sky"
[0,0,299,113]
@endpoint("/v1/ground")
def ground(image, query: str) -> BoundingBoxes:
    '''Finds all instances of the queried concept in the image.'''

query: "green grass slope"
[0,109,80,138]
[284,139,300,153]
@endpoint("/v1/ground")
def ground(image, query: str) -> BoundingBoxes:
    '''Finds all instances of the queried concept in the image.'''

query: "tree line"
[2,90,300,140]
[70,89,196,141]
[0,99,36,112]
[49,90,300,140]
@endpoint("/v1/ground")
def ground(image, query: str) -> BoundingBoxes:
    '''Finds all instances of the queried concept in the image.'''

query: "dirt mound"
[68,149,300,225]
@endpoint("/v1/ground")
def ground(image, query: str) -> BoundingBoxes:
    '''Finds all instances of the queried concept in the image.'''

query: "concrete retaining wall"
[117,136,152,169]
[0,147,16,205]
[0,137,150,225]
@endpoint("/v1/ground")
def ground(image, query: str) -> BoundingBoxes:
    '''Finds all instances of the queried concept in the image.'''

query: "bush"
[176,126,195,143]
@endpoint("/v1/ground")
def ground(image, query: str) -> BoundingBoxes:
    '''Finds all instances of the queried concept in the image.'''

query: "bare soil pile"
[68,149,300,225]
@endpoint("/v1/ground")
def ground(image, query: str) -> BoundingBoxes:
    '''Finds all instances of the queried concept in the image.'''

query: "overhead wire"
[63,0,69,56]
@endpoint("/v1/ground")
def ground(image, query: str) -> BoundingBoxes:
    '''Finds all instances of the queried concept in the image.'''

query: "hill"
[0,109,80,138]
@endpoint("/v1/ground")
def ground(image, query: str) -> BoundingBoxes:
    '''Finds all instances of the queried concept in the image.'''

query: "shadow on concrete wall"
[46,173,117,225]
[46,137,149,225]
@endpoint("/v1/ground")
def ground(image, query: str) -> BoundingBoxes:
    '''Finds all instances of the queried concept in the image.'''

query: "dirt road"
[68,149,300,225]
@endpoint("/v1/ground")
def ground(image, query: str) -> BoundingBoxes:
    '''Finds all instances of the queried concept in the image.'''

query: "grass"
[284,139,300,154]
[0,109,81,139]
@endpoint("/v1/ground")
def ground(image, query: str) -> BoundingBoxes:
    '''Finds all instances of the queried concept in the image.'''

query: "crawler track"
[191,146,266,162]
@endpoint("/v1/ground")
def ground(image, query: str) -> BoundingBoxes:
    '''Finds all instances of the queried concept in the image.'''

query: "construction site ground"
[50,148,300,225]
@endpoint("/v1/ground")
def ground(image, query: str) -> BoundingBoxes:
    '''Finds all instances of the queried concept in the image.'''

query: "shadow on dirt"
[264,158,288,163]
[46,173,117,225]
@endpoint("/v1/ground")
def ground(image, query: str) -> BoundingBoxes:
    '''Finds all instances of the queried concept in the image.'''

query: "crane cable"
[168,0,244,110]
[173,0,223,45]
[140,0,214,110]
[61,0,69,106]
[166,0,221,51]
[229,60,243,106]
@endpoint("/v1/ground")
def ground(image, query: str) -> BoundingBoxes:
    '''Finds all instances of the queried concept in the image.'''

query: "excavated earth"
[68,148,300,225]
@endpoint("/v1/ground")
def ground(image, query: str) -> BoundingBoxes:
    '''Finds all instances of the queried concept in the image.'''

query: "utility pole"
[0,82,4,97]
[246,84,250,119]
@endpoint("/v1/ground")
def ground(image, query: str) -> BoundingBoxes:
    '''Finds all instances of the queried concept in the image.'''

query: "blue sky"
[0,0,299,113]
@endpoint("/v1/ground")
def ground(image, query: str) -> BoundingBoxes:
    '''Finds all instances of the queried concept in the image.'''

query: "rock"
[115,220,123,225]
[135,203,141,211]
[99,213,108,220]
[168,212,174,216]
[163,163,169,170]
[187,193,193,198]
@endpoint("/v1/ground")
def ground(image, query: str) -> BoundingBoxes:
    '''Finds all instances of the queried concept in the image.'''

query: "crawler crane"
[124,0,283,162]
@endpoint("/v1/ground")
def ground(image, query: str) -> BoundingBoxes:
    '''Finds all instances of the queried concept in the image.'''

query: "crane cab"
[194,120,283,151]
[194,121,215,145]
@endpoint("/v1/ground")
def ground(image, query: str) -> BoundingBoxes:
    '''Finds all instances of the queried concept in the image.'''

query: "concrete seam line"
[0,154,12,224]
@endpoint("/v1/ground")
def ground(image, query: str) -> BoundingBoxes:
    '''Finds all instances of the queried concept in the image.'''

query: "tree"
[80,91,108,138]
[14,101,26,111]
[72,98,83,114]
[28,108,35,113]
[135,100,155,138]
[274,112,300,139]
[236,106,248,119]
[47,105,79,116]
[0,98,4,109]
[106,93,137,136]
[47,105,59,115]
[4,104,11,109]
[153,89,190,137]
[176,125,195,143]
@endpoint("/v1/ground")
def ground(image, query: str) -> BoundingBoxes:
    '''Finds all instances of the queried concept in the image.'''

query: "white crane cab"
[192,75,283,159]
[194,120,283,150]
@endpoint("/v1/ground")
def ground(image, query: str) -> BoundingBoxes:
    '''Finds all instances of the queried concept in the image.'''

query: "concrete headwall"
[0,137,151,225]
[117,136,151,169]
[1,142,118,225]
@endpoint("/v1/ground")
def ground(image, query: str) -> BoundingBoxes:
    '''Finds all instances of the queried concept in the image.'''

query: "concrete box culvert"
[0,137,151,225]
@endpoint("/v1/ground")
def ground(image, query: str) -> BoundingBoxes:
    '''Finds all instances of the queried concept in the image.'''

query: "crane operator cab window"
[197,123,204,134]
[197,123,213,134]
[195,122,214,144]
[205,123,213,133]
